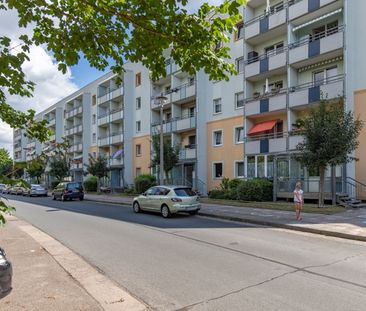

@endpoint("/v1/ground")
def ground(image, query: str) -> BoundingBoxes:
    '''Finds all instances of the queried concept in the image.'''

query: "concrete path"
[85,193,366,242]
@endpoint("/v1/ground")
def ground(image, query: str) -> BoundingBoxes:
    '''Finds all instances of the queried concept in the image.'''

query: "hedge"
[134,174,156,194]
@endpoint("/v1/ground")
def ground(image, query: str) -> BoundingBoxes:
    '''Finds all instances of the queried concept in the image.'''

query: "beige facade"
[206,116,244,190]
[133,135,151,179]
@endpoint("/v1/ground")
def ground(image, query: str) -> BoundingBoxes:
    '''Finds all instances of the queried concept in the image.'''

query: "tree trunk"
[97,177,100,194]
[319,165,325,207]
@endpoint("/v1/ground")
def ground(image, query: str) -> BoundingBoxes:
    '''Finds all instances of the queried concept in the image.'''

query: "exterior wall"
[354,89,366,186]
[132,135,151,179]
[206,115,244,191]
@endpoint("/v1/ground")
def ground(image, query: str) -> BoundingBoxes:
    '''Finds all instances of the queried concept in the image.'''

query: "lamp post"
[155,95,168,185]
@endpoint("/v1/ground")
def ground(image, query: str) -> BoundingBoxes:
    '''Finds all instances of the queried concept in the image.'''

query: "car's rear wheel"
[133,201,140,213]
[61,194,66,201]
[161,204,171,218]
[79,196,84,201]
[189,210,198,215]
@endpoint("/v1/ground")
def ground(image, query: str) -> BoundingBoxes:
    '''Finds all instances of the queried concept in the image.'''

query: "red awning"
[248,120,277,135]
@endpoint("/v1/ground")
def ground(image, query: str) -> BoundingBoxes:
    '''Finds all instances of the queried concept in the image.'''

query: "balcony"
[14,146,22,152]
[111,108,124,122]
[27,141,36,149]
[245,49,287,79]
[289,26,344,67]
[49,134,56,142]
[110,158,124,167]
[289,74,344,108]
[65,106,82,119]
[288,133,305,150]
[47,118,56,127]
[245,6,287,42]
[98,87,124,105]
[65,124,83,136]
[245,91,287,116]
[70,163,83,170]
[110,132,123,144]
[245,133,287,155]
[171,81,196,103]
[98,113,109,126]
[68,143,83,153]
[151,120,174,135]
[179,147,196,161]
[175,115,196,132]
[289,0,338,21]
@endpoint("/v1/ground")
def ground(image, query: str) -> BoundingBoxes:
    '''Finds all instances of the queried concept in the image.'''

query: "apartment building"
[13,0,366,199]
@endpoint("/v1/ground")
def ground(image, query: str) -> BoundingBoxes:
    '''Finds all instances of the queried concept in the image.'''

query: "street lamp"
[155,95,168,185]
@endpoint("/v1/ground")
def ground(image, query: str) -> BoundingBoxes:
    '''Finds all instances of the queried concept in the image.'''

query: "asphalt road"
[4,194,366,311]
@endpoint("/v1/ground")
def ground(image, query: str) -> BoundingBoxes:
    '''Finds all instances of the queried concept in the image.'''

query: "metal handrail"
[245,2,286,26]
[245,131,288,142]
[151,113,195,127]
[245,47,287,65]
[245,88,287,103]
[289,25,344,49]
[65,105,82,114]
[289,74,344,92]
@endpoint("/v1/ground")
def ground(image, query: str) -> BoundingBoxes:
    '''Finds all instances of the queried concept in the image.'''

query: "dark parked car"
[0,248,12,299]
[52,182,84,201]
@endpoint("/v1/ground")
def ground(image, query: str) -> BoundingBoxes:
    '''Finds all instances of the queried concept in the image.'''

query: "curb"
[198,212,366,243]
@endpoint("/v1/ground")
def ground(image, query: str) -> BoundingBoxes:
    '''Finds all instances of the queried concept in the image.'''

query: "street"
[4,194,366,311]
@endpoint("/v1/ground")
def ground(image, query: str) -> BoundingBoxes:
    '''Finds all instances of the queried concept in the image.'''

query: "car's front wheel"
[189,210,198,215]
[161,204,171,218]
[133,201,141,213]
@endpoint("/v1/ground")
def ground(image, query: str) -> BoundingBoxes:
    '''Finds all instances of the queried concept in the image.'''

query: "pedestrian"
[294,181,304,221]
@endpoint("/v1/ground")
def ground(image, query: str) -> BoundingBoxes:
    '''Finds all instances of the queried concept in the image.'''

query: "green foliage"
[134,174,156,194]
[296,99,363,206]
[236,179,273,202]
[209,189,237,200]
[83,176,97,192]
[219,177,230,191]
[27,156,46,183]
[50,180,60,190]
[85,155,109,179]
[0,197,15,225]
[0,148,12,176]
[228,178,242,190]
[48,139,70,182]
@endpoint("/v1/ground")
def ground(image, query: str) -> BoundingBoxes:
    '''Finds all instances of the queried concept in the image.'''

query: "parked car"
[0,247,12,299]
[133,186,200,218]
[52,182,84,201]
[24,184,48,197]
[9,186,25,195]
[0,184,6,194]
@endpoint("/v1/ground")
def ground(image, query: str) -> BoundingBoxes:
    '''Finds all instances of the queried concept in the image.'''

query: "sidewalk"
[0,216,147,311]
[85,193,366,242]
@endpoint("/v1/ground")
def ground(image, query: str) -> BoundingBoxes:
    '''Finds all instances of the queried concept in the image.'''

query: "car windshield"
[174,188,196,197]
[67,183,82,190]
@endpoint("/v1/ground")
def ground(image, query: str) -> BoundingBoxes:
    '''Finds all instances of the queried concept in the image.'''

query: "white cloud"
[0,9,78,157]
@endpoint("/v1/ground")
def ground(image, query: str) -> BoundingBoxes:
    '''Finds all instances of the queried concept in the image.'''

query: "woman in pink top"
[294,181,304,221]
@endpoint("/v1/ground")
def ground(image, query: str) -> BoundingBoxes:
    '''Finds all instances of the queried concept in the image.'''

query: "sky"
[0,1,222,156]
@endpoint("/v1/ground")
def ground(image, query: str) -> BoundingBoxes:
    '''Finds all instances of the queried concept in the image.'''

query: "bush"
[83,176,97,192]
[237,178,273,202]
[228,178,241,190]
[51,180,60,189]
[209,188,237,200]
[134,174,156,194]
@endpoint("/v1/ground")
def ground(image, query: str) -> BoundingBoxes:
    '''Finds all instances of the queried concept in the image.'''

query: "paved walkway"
[85,193,366,242]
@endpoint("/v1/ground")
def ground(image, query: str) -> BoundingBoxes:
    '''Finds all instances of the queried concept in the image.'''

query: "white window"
[234,126,244,144]
[235,92,244,108]
[213,130,223,146]
[236,57,244,73]
[92,133,96,144]
[136,121,141,132]
[313,66,337,86]
[235,161,244,178]
[92,114,96,124]
[235,22,244,40]
[136,144,141,156]
[136,97,141,110]
[213,162,223,179]
[136,167,141,176]
[213,98,222,114]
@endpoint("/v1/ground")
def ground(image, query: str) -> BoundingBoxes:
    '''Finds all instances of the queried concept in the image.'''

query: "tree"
[27,155,46,183]
[151,135,179,183]
[0,148,12,176]
[85,155,109,193]
[0,0,244,139]
[48,140,70,182]
[296,99,363,207]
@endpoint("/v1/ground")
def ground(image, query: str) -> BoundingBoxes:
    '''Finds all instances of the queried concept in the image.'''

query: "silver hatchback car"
[133,186,200,218]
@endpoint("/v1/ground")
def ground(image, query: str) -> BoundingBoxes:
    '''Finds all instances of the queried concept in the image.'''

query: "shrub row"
[209,178,273,202]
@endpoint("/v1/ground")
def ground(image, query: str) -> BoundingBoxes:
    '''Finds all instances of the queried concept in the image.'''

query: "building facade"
[13,0,366,199]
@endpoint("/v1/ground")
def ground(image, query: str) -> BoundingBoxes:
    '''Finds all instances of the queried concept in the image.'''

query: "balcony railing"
[68,143,83,153]
[179,146,197,161]
[171,80,196,103]
[98,131,124,146]
[151,114,196,135]
[245,91,287,116]
[97,86,124,105]
[65,124,83,136]
[70,163,83,170]
[110,158,124,166]
[288,0,338,21]
[65,106,82,119]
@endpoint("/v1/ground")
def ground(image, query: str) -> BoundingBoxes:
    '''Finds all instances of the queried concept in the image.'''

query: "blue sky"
[71,58,110,88]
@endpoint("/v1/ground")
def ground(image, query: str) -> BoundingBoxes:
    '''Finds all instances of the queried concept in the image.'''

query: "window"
[313,67,337,86]
[264,81,283,93]
[136,121,141,132]
[213,162,223,179]
[235,22,244,40]
[165,85,171,93]
[135,72,141,86]
[92,133,96,144]
[189,107,195,117]
[136,167,141,176]
[235,92,244,108]
[213,130,223,146]
[213,98,222,114]
[136,144,141,156]
[236,57,244,73]
[188,135,196,147]
[235,161,244,178]
[166,112,171,121]
[92,114,96,124]
[136,97,141,110]
[188,77,195,86]
[264,42,284,57]
[311,20,338,41]
[235,126,244,144]
[92,95,96,106]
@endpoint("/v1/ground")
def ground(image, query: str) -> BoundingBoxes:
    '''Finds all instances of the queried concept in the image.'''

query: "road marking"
[17,220,147,311]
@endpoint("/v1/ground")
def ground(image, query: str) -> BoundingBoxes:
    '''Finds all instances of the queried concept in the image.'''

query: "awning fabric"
[112,149,123,158]
[248,120,277,135]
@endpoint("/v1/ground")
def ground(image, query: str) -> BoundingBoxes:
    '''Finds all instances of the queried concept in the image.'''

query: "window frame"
[136,144,142,157]
[234,160,245,178]
[213,162,224,180]
[235,91,245,109]
[234,126,244,144]
[236,57,244,73]
[213,98,222,115]
[213,129,223,147]
[135,72,141,87]
[136,120,141,133]
[136,97,141,110]
[235,22,244,41]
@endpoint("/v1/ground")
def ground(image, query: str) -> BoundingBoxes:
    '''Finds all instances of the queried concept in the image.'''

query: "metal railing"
[245,1,286,26]
[345,177,366,199]
[289,25,344,49]
[289,74,344,92]
[276,177,343,194]
[245,47,287,65]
